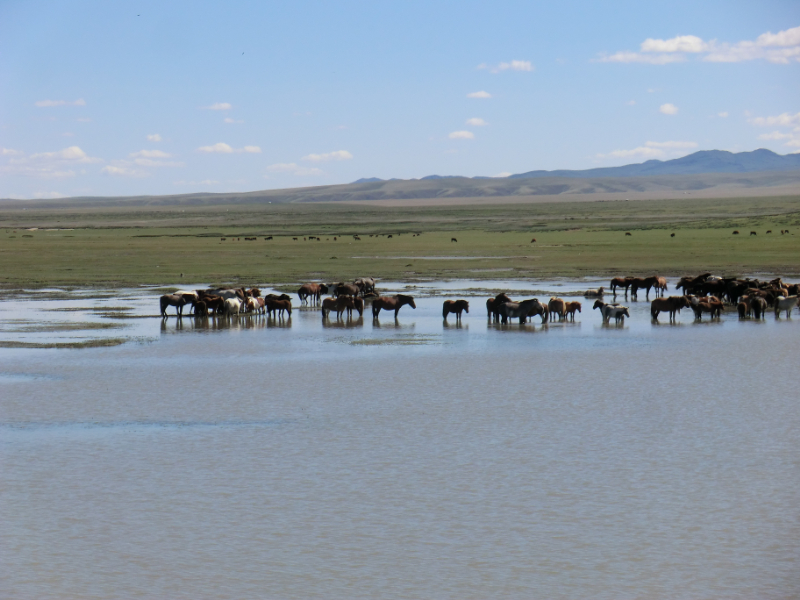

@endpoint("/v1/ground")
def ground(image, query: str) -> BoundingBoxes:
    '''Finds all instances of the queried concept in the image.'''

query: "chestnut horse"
[486,293,512,321]
[443,299,469,321]
[564,301,581,321]
[322,296,354,319]
[372,294,416,318]
[265,297,292,317]
[548,297,566,322]
[650,295,690,322]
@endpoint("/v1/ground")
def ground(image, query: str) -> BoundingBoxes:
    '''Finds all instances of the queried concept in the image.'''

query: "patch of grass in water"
[1,321,126,332]
[0,338,127,349]
[43,307,89,312]
[350,334,441,346]
[91,306,134,312]
[96,312,156,319]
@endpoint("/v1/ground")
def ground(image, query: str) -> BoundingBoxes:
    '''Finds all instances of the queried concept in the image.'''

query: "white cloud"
[467,91,492,99]
[266,162,324,176]
[645,140,697,149]
[660,103,679,115]
[32,191,65,199]
[34,99,86,107]
[301,150,353,162]
[202,102,233,110]
[641,35,709,53]
[147,134,162,142]
[28,146,101,163]
[102,165,143,177]
[449,131,475,140]
[597,26,800,65]
[717,112,729,118]
[750,111,800,149]
[130,149,172,158]
[494,172,512,178]
[1,147,23,156]
[627,100,636,106]
[466,117,488,126]
[479,60,534,73]
[132,158,184,167]
[174,179,220,186]
[598,146,666,159]
[197,142,261,154]
[223,118,244,124]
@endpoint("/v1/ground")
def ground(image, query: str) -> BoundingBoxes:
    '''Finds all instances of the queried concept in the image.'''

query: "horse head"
[593,299,604,310]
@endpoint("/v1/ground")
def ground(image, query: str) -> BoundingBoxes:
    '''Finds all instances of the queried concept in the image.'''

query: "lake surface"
[1,280,799,599]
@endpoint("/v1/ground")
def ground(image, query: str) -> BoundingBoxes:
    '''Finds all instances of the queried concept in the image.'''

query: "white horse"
[224,297,242,315]
[774,295,799,318]
[593,300,630,323]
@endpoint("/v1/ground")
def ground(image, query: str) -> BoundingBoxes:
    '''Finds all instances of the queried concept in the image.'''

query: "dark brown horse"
[298,283,328,305]
[629,276,660,300]
[322,296,353,319]
[486,293,512,321]
[160,293,191,317]
[610,277,634,295]
[650,295,690,322]
[372,294,416,318]
[443,299,469,320]
[265,297,292,317]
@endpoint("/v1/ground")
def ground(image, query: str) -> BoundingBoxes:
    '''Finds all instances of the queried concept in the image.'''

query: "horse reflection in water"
[322,316,364,329]
[160,313,289,333]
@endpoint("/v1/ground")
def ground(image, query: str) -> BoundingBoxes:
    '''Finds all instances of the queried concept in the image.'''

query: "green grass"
[1,195,798,287]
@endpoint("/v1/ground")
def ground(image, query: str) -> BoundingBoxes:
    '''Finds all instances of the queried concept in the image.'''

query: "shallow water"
[1,280,799,599]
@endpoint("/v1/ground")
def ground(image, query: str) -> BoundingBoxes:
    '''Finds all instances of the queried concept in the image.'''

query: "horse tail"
[159,296,167,316]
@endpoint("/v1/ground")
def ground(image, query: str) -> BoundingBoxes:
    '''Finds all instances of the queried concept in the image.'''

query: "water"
[1,281,799,599]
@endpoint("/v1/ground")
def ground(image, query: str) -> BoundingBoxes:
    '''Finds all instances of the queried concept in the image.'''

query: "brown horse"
[372,294,416,318]
[486,293,512,321]
[322,296,353,319]
[347,297,364,317]
[265,297,292,317]
[298,283,328,305]
[564,301,581,321]
[443,299,469,321]
[610,277,634,296]
[548,297,566,321]
[650,295,690,322]
[629,276,660,300]
[526,300,549,323]
[160,293,192,317]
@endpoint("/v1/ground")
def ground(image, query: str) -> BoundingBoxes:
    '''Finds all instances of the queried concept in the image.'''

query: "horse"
[650,295,690,322]
[265,297,292,317]
[548,297,566,322]
[774,295,799,318]
[610,277,633,296]
[193,300,208,317]
[750,296,768,319]
[322,296,354,319]
[526,299,549,323]
[335,283,360,298]
[629,276,659,300]
[737,302,748,318]
[224,297,242,316]
[486,293,512,321]
[692,300,723,320]
[298,283,328,305]
[201,296,226,315]
[372,294,416,318]
[346,297,364,318]
[584,287,604,298]
[655,277,668,297]
[160,293,191,317]
[443,299,469,321]
[497,299,543,324]
[564,301,581,321]
[354,277,376,295]
[593,300,630,324]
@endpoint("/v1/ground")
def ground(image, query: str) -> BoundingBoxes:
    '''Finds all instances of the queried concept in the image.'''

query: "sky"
[1,0,799,199]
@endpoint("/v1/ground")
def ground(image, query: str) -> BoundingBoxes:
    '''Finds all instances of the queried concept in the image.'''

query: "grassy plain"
[0,195,798,288]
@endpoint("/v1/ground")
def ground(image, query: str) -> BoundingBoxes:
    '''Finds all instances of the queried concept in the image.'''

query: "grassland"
[1,194,798,288]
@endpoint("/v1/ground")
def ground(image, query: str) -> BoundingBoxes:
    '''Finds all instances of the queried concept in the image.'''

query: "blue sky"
[1,0,798,199]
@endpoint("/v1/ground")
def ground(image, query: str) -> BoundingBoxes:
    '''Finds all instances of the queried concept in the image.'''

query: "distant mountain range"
[353,149,800,184]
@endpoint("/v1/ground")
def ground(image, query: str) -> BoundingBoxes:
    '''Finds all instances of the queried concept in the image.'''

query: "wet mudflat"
[1,280,798,599]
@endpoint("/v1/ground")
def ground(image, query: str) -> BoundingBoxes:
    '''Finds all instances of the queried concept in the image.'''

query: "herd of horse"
[159,273,800,326]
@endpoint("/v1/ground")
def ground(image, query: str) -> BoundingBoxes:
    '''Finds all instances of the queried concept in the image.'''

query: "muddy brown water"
[1,280,798,599]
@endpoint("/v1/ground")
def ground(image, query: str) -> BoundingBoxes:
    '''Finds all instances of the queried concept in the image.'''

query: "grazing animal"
[335,283,360,298]
[497,299,544,324]
[650,295,690,322]
[451,237,457,242]
[625,232,632,236]
[265,236,273,240]
[322,296,354,319]
[298,283,328,305]
[629,276,660,300]
[265,297,292,317]
[766,230,772,234]
[548,297,566,322]
[774,295,799,318]
[732,230,739,234]
[737,302,747,319]
[443,299,469,321]
[593,300,630,324]
[193,300,208,317]
[692,300,723,320]
[160,293,191,317]
[486,293,513,321]
[564,301,582,321]
[584,287,604,298]
[670,233,675,237]
[372,294,416,318]
[354,277,376,295]
[750,231,757,236]
[610,276,634,296]
[530,238,536,243]
[526,300,549,323]
[202,296,226,315]
[224,298,243,316]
